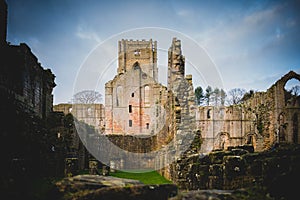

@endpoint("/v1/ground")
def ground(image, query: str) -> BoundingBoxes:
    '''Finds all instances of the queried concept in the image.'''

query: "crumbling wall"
[170,144,300,190]
[197,105,262,152]
[198,71,300,153]
[243,71,300,149]
[54,103,105,132]
[158,38,198,180]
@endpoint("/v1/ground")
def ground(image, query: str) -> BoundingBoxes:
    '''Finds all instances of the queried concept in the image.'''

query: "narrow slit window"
[207,109,211,119]
[129,105,132,113]
[146,123,149,129]
[144,85,150,104]
[131,93,134,97]
[129,120,132,127]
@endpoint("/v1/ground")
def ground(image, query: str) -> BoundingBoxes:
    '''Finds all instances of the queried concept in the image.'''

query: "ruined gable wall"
[243,71,300,148]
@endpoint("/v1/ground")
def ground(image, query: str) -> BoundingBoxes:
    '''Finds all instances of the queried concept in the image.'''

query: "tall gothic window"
[116,86,123,107]
[144,85,150,105]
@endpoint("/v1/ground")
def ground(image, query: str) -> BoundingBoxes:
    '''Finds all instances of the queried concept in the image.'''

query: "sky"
[5,0,300,105]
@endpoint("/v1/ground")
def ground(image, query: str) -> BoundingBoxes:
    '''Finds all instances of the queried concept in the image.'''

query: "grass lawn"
[109,170,172,185]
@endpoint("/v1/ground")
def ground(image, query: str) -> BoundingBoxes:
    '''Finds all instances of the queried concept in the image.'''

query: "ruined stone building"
[197,71,300,153]
[54,103,105,132]
[105,39,168,136]
[54,35,299,173]
[0,0,55,119]
[0,0,66,179]
[103,38,196,150]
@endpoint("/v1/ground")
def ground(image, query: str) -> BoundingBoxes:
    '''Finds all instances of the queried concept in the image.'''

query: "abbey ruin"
[55,38,300,153]
[54,38,300,183]
[2,0,299,198]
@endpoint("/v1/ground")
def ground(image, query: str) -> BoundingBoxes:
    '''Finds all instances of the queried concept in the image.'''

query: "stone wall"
[157,38,198,180]
[54,103,105,132]
[0,43,56,119]
[243,71,300,149]
[197,105,264,152]
[197,71,300,153]
[169,144,300,191]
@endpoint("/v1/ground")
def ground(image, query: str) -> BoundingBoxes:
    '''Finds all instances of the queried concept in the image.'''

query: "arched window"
[87,107,92,116]
[207,109,211,119]
[144,85,150,105]
[133,62,140,70]
[116,86,123,106]
[284,78,300,106]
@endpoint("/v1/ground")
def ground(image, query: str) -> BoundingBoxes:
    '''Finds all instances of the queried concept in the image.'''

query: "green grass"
[109,170,172,185]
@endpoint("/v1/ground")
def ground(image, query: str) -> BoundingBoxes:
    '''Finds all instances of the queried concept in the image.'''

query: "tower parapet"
[118,39,158,81]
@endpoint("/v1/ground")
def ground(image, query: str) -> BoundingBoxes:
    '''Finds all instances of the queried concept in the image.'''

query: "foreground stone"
[55,175,177,200]
[170,188,275,200]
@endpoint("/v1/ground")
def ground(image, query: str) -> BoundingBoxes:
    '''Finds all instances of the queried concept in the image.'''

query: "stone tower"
[105,39,167,135]
[118,39,158,82]
[0,0,7,46]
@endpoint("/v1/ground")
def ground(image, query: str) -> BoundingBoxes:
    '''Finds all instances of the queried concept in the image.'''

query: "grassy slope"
[109,170,172,185]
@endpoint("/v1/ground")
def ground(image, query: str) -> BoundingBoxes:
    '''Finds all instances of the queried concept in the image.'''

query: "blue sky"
[6,0,300,104]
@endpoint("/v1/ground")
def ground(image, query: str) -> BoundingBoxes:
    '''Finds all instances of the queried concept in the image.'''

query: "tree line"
[195,85,300,106]
[194,86,253,106]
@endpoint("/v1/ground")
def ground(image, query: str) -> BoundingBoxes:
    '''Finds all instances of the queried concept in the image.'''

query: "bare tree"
[227,88,246,105]
[73,90,102,104]
[220,89,226,106]
[213,87,220,106]
[290,85,300,96]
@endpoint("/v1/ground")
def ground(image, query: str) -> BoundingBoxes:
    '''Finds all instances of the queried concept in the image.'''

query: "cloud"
[176,9,192,17]
[76,25,101,43]
[189,2,300,92]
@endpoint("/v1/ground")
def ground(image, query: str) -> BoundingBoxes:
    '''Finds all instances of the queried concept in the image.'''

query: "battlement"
[118,39,157,53]
[117,39,158,81]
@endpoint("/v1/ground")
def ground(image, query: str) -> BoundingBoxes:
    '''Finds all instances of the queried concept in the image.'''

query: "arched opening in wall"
[284,78,300,107]
[207,109,211,119]
[245,133,256,149]
[293,113,298,144]
[278,113,286,142]
[116,86,123,107]
[87,107,92,116]
[144,85,150,106]
[133,62,140,70]
[215,132,230,150]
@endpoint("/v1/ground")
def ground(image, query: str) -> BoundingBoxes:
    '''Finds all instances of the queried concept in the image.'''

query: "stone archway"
[276,71,300,107]
[215,132,230,150]
[245,133,257,149]
[278,112,286,142]
[284,78,300,107]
